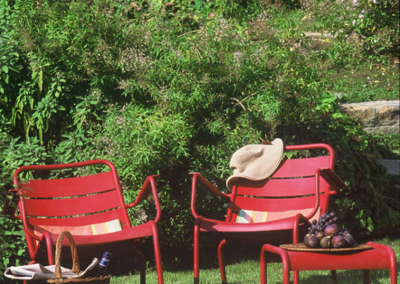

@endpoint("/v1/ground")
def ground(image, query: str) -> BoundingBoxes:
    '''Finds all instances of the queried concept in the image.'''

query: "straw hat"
[226,138,284,190]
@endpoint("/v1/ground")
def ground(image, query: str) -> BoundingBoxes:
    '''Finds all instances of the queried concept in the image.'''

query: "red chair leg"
[43,231,55,265]
[260,250,267,284]
[194,218,202,284]
[218,239,227,284]
[150,221,164,284]
[133,248,146,284]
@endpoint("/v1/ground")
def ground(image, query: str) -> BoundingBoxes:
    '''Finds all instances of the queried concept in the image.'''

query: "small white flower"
[359,14,364,19]
[352,20,356,25]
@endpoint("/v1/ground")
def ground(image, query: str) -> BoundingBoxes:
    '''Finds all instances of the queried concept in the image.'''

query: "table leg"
[261,244,290,284]
[363,270,370,284]
[331,270,337,283]
[293,270,299,284]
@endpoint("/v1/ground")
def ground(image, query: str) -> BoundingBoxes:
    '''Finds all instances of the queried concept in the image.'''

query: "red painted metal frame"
[7,159,164,284]
[191,143,347,284]
[260,242,397,284]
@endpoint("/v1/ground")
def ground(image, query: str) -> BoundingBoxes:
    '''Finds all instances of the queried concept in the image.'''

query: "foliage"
[0,0,398,272]
[310,0,399,56]
[350,0,399,54]
[0,216,26,283]
[372,133,400,159]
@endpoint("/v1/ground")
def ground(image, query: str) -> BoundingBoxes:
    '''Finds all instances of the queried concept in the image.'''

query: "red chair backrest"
[13,160,131,237]
[226,144,334,224]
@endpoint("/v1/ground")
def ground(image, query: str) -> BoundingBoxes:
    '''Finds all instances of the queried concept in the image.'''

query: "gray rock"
[339,100,399,134]
[378,159,400,176]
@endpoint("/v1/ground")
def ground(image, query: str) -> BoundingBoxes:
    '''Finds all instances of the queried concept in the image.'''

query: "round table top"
[280,243,373,252]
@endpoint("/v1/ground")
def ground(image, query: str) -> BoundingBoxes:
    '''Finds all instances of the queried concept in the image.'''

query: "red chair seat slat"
[273,156,331,178]
[51,222,155,246]
[199,216,301,233]
[27,207,127,227]
[20,171,116,198]
[24,190,122,217]
[235,177,318,197]
[232,195,317,213]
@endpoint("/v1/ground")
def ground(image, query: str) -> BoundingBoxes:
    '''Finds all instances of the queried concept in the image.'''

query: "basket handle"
[54,231,81,279]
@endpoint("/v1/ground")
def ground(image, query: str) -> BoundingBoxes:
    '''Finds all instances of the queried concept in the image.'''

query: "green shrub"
[0,217,26,283]
[372,133,400,159]
[311,0,399,56]
[0,0,398,270]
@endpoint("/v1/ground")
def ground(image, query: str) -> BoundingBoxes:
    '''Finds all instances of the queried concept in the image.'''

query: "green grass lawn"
[109,238,400,283]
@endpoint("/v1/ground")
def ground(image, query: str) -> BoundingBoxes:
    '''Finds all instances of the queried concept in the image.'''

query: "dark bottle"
[96,251,112,277]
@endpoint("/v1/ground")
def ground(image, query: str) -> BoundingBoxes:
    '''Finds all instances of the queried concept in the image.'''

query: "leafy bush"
[310,0,399,56]
[0,0,398,271]
[0,217,26,283]
[372,133,400,159]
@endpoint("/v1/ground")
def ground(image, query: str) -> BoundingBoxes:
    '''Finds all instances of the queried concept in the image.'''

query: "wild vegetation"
[0,0,399,280]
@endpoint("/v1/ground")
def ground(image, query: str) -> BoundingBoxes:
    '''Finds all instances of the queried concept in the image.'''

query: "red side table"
[261,242,397,284]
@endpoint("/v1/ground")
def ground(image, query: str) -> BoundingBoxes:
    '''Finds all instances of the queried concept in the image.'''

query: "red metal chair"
[190,143,346,284]
[3,159,164,284]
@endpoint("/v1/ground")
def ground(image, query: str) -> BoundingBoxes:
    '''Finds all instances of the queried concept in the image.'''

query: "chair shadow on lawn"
[95,240,397,283]
[292,269,395,284]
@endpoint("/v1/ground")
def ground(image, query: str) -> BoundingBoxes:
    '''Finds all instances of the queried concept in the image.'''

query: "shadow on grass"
[105,241,264,277]
[293,268,395,284]
[105,238,399,283]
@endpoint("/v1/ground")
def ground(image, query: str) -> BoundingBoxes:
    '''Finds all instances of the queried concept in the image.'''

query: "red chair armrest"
[190,172,231,219]
[318,168,346,193]
[126,175,161,223]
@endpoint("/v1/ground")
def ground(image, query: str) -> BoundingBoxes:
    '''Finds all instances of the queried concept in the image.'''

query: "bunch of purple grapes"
[308,212,339,235]
[304,211,355,248]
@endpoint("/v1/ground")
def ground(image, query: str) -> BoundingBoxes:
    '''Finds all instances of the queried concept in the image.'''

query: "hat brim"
[226,138,284,190]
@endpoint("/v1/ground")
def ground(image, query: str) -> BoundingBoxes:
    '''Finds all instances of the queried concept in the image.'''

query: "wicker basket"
[45,231,111,284]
